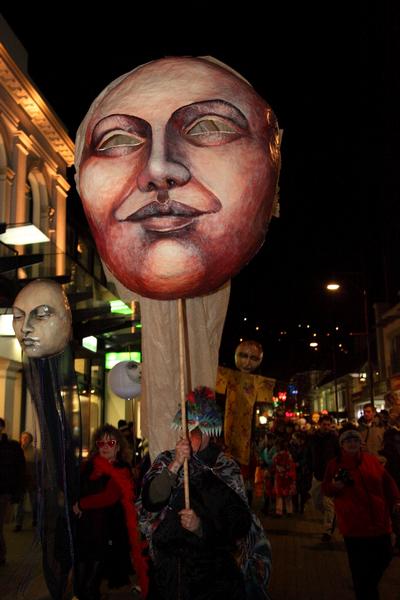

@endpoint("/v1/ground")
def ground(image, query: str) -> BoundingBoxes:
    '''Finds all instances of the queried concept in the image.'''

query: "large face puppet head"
[75,57,280,300]
[234,340,263,373]
[12,280,72,358]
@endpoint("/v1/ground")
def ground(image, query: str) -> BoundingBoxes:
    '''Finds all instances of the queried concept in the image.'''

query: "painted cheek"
[189,143,270,219]
[13,323,22,340]
[80,159,140,222]
[46,318,69,343]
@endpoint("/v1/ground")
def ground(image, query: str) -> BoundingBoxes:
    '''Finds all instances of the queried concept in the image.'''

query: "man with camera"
[323,428,400,599]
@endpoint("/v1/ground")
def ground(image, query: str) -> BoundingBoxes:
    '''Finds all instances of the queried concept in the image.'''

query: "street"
[258,498,400,600]
[0,501,399,599]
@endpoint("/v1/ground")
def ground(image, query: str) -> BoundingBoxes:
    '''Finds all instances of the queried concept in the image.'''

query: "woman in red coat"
[73,424,148,599]
[323,428,400,600]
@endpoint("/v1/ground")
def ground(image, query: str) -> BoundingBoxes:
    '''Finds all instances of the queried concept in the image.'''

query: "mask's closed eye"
[184,117,242,146]
[33,305,54,320]
[96,130,145,152]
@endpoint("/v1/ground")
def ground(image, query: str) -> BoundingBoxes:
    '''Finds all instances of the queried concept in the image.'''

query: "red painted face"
[189,427,209,453]
[77,57,280,300]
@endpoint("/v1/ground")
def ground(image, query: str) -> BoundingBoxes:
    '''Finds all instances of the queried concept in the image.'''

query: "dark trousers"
[76,560,103,600]
[344,534,393,600]
[0,494,11,561]
[16,489,37,527]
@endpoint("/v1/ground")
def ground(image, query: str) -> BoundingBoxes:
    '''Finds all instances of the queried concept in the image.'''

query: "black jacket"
[306,431,339,481]
[142,445,252,600]
[0,434,25,498]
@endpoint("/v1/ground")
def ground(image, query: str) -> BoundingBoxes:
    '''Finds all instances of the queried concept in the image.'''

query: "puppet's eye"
[186,118,236,136]
[97,131,144,152]
[33,305,53,319]
[184,118,241,146]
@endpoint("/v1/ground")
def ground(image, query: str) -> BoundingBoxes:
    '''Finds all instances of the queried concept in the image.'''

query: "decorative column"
[12,140,29,224]
[54,176,69,276]
[0,167,15,223]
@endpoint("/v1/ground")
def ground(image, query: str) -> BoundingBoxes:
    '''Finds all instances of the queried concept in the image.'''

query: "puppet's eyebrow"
[171,99,249,130]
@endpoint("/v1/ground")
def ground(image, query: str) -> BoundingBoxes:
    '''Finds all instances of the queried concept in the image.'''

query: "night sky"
[2,6,399,381]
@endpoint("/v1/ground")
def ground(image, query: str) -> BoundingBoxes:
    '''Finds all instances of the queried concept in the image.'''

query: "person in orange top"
[323,428,400,599]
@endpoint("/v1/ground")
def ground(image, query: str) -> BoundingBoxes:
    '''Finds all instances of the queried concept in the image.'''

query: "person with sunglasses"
[73,424,148,599]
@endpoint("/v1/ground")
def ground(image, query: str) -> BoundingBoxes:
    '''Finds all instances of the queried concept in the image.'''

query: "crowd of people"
[1,398,400,599]
[256,405,400,515]
[254,403,400,599]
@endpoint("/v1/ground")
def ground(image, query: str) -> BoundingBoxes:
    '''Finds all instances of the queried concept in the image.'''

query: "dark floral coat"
[138,443,272,599]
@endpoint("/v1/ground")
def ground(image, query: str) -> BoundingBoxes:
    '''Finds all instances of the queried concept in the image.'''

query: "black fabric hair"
[24,347,81,599]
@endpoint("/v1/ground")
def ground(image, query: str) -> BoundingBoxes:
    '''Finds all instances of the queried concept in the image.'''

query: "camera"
[333,467,354,486]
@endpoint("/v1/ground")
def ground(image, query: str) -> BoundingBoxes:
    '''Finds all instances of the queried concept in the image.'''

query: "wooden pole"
[177,298,190,509]
[131,396,136,467]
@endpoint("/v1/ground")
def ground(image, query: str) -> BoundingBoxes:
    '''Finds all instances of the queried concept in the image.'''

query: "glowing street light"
[325,279,374,406]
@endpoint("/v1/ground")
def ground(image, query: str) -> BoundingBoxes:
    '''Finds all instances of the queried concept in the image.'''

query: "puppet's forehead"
[102,61,263,121]
[236,340,263,356]
[13,281,70,315]
[101,56,253,101]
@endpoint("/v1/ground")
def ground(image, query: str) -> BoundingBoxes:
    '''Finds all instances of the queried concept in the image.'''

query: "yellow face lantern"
[234,340,263,373]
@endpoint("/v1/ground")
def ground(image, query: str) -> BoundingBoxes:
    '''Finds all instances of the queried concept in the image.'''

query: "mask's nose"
[137,134,190,195]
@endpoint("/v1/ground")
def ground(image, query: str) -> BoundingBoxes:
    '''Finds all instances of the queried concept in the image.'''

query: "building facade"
[0,18,140,446]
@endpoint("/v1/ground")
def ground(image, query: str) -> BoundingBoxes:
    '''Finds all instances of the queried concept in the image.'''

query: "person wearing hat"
[138,386,272,599]
[323,427,400,599]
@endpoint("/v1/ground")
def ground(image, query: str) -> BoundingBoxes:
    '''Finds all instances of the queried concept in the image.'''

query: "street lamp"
[325,281,374,407]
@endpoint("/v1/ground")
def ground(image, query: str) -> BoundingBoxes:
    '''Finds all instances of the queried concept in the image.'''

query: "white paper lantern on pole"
[108,361,142,399]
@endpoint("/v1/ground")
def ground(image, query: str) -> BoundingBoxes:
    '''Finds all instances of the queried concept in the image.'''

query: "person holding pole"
[138,386,272,599]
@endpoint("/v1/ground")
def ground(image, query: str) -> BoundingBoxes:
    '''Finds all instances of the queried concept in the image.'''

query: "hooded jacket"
[322,451,400,537]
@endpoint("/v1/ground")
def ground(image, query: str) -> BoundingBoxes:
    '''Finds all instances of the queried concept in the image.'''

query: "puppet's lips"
[139,216,197,232]
[121,200,208,231]
[22,338,39,346]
